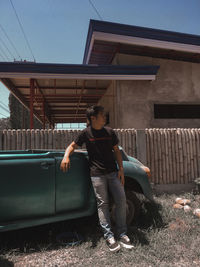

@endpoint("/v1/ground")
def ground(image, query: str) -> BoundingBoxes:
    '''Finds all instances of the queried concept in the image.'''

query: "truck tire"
[110,190,141,226]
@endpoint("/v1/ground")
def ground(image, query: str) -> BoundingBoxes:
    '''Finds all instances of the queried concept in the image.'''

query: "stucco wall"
[98,81,117,128]
[108,53,200,129]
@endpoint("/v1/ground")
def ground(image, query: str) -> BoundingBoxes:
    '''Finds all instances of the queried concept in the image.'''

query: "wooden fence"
[0,129,137,156]
[146,129,200,185]
[0,129,200,185]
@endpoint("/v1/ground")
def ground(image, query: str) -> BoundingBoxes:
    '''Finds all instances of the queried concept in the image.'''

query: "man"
[60,105,134,252]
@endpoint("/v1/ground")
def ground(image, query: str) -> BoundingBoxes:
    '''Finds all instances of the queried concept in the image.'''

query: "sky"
[0,0,200,126]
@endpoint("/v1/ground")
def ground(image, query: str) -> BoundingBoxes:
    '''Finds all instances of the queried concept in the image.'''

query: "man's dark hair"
[86,105,104,125]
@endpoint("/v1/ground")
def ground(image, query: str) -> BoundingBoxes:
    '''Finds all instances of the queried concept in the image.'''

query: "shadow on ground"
[0,257,14,267]
[0,213,101,254]
[0,199,165,256]
[137,199,165,229]
[126,199,165,246]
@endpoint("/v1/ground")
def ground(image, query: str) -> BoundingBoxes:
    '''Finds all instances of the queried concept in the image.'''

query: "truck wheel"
[110,190,141,226]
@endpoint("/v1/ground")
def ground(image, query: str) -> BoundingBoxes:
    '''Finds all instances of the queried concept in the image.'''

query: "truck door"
[55,152,93,213]
[0,153,55,222]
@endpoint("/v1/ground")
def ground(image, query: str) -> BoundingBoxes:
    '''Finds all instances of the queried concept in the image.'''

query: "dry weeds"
[0,193,200,267]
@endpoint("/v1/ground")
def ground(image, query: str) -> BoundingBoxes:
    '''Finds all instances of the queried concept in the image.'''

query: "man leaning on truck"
[60,105,134,252]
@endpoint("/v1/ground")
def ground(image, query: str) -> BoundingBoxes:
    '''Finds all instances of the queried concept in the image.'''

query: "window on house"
[154,104,200,119]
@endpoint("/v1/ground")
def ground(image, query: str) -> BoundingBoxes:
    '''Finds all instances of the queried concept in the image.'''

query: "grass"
[0,193,200,267]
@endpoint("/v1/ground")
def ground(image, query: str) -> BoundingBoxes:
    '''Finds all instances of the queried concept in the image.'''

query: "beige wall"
[98,81,117,128]
[101,53,200,129]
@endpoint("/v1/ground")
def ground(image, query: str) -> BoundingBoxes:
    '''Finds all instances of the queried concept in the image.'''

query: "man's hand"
[113,145,124,185]
[60,157,70,172]
[118,168,125,186]
[60,142,78,173]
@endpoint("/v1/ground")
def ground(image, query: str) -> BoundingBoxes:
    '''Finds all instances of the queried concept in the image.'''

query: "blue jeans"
[91,171,127,240]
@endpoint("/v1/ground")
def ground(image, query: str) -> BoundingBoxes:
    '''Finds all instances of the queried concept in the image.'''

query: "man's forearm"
[63,144,75,161]
[114,149,123,170]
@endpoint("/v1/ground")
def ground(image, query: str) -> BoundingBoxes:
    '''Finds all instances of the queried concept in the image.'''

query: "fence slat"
[181,129,187,183]
[195,129,200,177]
[192,129,198,179]
[171,129,176,183]
[22,129,26,150]
[17,129,21,150]
[1,128,199,185]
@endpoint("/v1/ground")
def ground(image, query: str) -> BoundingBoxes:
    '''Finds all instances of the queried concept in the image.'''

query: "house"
[83,20,200,129]
[0,19,200,129]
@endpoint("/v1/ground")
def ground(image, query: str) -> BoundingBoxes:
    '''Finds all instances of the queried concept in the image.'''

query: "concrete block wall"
[109,53,200,129]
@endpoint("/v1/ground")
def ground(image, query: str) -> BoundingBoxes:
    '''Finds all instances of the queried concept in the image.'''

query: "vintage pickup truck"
[0,148,153,232]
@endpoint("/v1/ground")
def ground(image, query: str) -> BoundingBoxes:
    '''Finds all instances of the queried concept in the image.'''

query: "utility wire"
[0,111,9,118]
[0,36,15,60]
[0,23,22,61]
[0,100,10,111]
[0,50,7,61]
[0,103,10,114]
[9,0,36,62]
[0,43,10,61]
[88,0,103,20]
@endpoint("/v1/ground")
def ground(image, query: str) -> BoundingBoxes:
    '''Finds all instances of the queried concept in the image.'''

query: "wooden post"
[149,129,155,183]
[157,129,162,184]
[192,129,198,179]
[35,129,40,149]
[195,129,200,177]
[153,129,158,184]
[7,130,11,150]
[177,129,183,183]
[136,129,147,166]
[185,129,191,180]
[22,129,26,150]
[48,129,53,149]
[188,129,194,180]
[17,129,21,150]
[160,129,166,184]
[181,129,187,183]
[26,129,31,150]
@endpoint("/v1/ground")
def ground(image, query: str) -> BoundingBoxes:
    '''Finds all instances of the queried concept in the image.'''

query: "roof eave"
[83,20,200,64]
[0,73,158,80]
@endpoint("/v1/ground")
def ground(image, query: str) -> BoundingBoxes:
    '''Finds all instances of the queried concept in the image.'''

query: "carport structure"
[0,62,159,129]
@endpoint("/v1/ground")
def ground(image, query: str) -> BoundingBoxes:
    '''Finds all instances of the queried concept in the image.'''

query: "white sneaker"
[106,237,121,252]
[119,235,134,249]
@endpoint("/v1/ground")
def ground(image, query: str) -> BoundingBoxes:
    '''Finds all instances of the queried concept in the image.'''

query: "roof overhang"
[0,73,157,80]
[0,62,159,124]
[83,20,200,64]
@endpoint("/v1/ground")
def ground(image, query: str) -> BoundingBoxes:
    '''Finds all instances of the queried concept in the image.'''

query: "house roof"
[83,20,200,64]
[0,62,159,124]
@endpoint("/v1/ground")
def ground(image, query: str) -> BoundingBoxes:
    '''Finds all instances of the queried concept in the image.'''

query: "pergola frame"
[0,63,159,129]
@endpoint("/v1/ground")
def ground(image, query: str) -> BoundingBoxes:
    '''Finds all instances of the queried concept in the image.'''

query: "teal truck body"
[0,148,153,232]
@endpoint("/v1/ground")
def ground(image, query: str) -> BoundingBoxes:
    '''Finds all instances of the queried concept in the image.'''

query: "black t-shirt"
[75,126,119,176]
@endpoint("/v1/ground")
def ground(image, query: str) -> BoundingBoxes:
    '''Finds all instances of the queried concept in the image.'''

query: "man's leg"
[107,172,127,238]
[91,175,113,240]
[91,175,121,252]
[107,172,134,249]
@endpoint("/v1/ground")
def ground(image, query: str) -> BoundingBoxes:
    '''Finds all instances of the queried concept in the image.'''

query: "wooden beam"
[16,86,107,90]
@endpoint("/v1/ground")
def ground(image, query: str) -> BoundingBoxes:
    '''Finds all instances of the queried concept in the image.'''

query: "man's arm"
[113,145,125,185]
[60,141,78,172]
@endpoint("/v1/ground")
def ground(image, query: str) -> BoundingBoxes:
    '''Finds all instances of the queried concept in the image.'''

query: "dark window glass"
[154,104,200,119]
